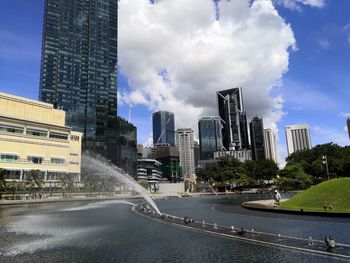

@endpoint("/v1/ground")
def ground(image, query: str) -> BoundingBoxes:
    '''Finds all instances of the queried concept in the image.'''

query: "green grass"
[280,178,350,213]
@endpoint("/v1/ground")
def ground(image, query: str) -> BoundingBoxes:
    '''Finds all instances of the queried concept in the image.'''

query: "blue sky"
[0,0,349,164]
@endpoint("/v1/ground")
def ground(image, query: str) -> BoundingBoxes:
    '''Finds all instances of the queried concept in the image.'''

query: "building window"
[0,124,24,134]
[46,171,66,181]
[0,154,18,163]
[49,132,68,140]
[51,158,65,165]
[70,135,80,141]
[4,170,21,180]
[28,156,43,164]
[26,129,48,137]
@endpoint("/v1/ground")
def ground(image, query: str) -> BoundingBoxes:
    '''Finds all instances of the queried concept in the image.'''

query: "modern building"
[213,150,252,163]
[193,141,200,169]
[0,92,82,185]
[176,129,195,177]
[137,158,162,192]
[217,88,249,150]
[152,144,182,182]
[152,111,175,146]
[347,118,350,141]
[198,116,223,160]
[249,117,265,161]
[39,0,119,162]
[285,124,312,155]
[116,117,137,177]
[263,129,278,163]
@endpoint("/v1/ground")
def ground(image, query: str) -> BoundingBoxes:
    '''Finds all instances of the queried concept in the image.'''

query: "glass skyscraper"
[217,88,249,150]
[198,116,223,160]
[152,111,175,146]
[39,0,119,163]
[249,116,265,161]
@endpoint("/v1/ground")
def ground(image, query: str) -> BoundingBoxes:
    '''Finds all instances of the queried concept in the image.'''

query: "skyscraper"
[264,129,278,163]
[39,0,119,161]
[198,116,223,160]
[285,124,312,155]
[347,118,350,141]
[152,111,175,146]
[176,128,195,177]
[217,88,249,150]
[249,117,265,161]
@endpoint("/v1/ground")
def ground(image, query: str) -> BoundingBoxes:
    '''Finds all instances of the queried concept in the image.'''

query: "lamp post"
[322,155,329,180]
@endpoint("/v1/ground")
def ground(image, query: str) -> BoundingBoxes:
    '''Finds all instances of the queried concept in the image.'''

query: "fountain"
[82,152,161,215]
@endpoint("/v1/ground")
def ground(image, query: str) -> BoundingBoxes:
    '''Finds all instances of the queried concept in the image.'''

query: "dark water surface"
[0,195,349,263]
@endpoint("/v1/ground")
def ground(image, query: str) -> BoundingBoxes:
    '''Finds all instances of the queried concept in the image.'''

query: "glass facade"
[152,111,175,146]
[39,0,118,160]
[198,117,223,160]
[249,117,266,161]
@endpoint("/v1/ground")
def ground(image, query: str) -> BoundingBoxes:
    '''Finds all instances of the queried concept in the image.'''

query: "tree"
[26,170,44,191]
[0,168,6,200]
[256,159,279,181]
[277,164,313,190]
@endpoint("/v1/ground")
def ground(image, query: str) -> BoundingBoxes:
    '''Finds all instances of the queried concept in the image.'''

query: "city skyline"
[0,0,349,166]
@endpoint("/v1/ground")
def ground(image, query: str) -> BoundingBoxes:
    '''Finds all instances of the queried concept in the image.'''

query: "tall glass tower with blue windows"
[152,111,175,146]
[198,116,223,160]
[39,0,120,164]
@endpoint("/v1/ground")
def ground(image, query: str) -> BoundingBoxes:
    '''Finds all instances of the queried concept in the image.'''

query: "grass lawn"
[280,178,350,213]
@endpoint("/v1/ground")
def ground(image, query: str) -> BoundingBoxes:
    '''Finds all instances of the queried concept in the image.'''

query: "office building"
[264,129,278,163]
[152,111,175,146]
[249,117,265,161]
[137,158,162,192]
[213,150,252,162]
[217,88,249,150]
[176,129,195,177]
[0,92,82,185]
[285,124,311,155]
[198,116,223,160]
[39,0,119,162]
[347,118,350,141]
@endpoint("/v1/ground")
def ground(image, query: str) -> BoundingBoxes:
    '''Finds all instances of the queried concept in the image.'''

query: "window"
[70,135,80,141]
[51,158,65,165]
[28,156,43,164]
[0,124,24,134]
[49,132,68,140]
[0,154,18,163]
[4,170,21,180]
[46,171,66,181]
[26,129,48,137]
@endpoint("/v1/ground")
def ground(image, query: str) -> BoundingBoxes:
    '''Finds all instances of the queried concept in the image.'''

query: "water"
[0,195,348,262]
[82,153,161,215]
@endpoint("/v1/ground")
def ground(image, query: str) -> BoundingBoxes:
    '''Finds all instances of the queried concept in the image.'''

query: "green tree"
[277,164,313,190]
[256,159,279,181]
[26,170,44,191]
[0,168,6,200]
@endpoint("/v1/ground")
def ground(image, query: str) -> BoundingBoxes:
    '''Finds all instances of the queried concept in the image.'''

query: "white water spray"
[82,153,161,215]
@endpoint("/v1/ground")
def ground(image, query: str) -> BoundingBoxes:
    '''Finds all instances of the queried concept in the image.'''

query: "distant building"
[0,92,82,185]
[152,144,182,182]
[264,129,278,163]
[249,117,265,161]
[347,118,350,141]
[137,159,162,192]
[214,150,252,163]
[193,141,200,169]
[198,116,223,160]
[176,129,195,177]
[152,111,175,146]
[285,124,311,155]
[217,88,249,150]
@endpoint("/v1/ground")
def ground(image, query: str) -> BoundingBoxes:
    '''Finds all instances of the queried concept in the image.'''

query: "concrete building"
[176,129,195,177]
[198,116,223,160]
[137,158,162,192]
[152,111,175,146]
[0,92,82,185]
[217,87,249,151]
[249,117,265,161]
[193,141,200,169]
[214,150,252,163]
[264,129,278,163]
[285,124,311,155]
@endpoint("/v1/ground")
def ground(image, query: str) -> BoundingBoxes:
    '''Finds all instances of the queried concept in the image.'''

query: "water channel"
[0,195,349,262]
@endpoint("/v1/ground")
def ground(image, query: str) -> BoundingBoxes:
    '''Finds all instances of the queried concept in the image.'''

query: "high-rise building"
[39,0,119,162]
[217,88,249,150]
[176,128,195,177]
[249,117,265,161]
[198,116,223,160]
[152,111,175,146]
[347,118,350,141]
[193,141,200,169]
[285,124,311,155]
[264,129,277,163]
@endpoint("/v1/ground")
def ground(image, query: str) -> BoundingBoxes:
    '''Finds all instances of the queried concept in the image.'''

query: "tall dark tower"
[39,0,119,162]
[250,116,265,161]
[217,87,249,150]
[152,111,175,146]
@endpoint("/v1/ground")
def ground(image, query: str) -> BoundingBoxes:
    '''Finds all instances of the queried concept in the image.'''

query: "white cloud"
[312,125,349,147]
[317,38,330,49]
[273,0,325,11]
[118,0,296,137]
[341,112,350,118]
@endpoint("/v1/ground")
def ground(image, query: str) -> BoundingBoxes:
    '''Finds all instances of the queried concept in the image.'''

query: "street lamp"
[322,155,329,180]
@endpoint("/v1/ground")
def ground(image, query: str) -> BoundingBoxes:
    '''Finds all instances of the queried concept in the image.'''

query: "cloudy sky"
[0,0,349,164]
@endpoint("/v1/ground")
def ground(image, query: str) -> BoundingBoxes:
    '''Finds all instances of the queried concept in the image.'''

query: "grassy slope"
[280,178,350,212]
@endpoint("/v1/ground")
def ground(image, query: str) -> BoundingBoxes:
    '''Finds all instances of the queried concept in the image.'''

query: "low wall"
[158,183,184,194]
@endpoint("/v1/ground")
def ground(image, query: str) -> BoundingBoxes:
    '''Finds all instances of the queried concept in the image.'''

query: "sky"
[0,0,349,165]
